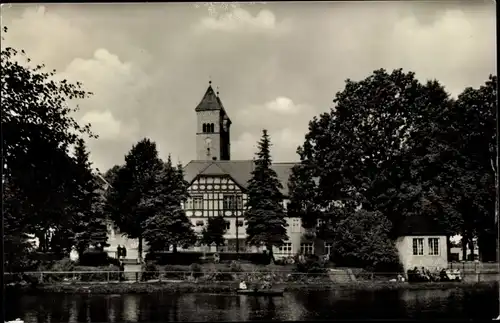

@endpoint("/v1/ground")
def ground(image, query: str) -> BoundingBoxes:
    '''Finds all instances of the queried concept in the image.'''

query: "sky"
[0,1,496,172]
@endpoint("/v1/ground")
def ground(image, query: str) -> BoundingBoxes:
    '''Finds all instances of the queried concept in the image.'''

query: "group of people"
[239,274,274,291]
[116,245,127,260]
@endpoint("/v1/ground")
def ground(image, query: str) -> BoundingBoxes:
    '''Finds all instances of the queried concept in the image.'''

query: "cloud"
[56,48,148,163]
[232,127,305,162]
[195,8,289,34]
[80,110,138,141]
[1,3,495,171]
[232,97,315,161]
[264,97,305,114]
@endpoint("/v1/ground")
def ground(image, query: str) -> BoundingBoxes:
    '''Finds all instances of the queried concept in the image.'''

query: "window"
[412,238,424,255]
[195,220,204,227]
[191,196,203,210]
[428,238,440,256]
[237,220,244,227]
[202,123,214,133]
[300,243,314,255]
[324,242,332,255]
[279,243,292,255]
[225,220,230,230]
[223,195,243,210]
[291,218,300,233]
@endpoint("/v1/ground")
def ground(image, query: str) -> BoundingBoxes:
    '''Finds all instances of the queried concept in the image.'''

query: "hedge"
[146,252,271,265]
[79,251,120,267]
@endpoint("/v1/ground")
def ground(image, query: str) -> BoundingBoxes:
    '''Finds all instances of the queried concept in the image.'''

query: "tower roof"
[195,83,224,112]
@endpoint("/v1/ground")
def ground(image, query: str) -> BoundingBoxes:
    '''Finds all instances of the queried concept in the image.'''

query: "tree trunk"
[173,244,178,253]
[267,244,275,264]
[446,236,451,261]
[77,247,86,261]
[138,234,143,262]
[469,238,475,260]
[461,235,467,261]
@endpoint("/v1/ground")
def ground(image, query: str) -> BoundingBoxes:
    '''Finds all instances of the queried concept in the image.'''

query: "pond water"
[6,287,499,322]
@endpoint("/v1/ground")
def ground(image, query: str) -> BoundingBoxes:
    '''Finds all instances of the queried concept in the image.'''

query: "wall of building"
[104,175,330,261]
[196,110,222,160]
[105,223,145,261]
[395,235,448,272]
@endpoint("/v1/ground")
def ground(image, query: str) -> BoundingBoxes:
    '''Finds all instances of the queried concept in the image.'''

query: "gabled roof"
[184,160,297,196]
[195,84,223,112]
[397,215,446,236]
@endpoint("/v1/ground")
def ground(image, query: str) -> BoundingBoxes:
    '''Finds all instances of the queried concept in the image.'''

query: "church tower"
[195,81,231,161]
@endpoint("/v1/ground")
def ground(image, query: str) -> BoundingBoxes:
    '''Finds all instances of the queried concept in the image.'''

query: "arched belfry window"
[202,124,207,133]
[209,123,214,133]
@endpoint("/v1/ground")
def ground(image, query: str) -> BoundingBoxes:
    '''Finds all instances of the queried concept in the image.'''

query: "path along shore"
[6,280,497,295]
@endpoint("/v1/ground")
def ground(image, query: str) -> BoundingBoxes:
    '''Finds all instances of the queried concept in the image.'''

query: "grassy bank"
[6,280,497,295]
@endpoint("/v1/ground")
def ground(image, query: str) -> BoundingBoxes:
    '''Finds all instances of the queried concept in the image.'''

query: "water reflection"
[6,287,499,322]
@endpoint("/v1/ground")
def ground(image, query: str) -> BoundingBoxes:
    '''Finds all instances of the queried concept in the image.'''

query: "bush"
[146,251,271,265]
[75,266,120,282]
[219,252,271,265]
[29,252,64,263]
[79,251,113,267]
[190,263,203,278]
[295,255,327,276]
[36,258,77,283]
[141,262,160,281]
[160,265,191,280]
[146,252,204,265]
[229,260,243,272]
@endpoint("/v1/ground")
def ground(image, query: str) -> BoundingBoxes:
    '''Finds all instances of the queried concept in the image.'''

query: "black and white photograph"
[1,1,499,321]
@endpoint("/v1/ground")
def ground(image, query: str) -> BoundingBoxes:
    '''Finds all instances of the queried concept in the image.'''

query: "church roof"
[195,84,224,112]
[184,160,297,196]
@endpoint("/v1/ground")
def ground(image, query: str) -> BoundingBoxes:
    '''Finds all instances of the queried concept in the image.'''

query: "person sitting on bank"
[239,280,248,290]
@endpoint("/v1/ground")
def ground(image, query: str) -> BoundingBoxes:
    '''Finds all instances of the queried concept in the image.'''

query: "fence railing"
[5,269,499,284]
[448,262,498,273]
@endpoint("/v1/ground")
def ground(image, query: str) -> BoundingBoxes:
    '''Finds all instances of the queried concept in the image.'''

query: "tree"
[2,26,94,259]
[201,216,228,251]
[103,165,122,185]
[244,130,288,262]
[329,210,401,271]
[71,139,108,258]
[106,138,165,260]
[293,69,458,241]
[443,76,496,260]
[142,157,196,252]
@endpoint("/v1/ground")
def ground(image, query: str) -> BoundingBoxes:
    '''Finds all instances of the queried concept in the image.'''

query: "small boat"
[236,289,284,296]
[6,319,24,323]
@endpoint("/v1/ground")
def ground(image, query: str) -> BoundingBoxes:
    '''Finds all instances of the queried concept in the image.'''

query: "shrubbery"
[146,251,271,266]
[141,261,160,281]
[190,263,203,278]
[79,251,118,267]
[295,255,328,276]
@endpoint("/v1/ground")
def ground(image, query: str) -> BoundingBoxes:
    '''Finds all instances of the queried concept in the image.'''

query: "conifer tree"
[244,130,288,262]
[71,139,108,258]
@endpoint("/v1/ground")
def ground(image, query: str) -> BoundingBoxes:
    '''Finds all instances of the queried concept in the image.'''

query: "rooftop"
[184,160,297,196]
[195,82,225,112]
